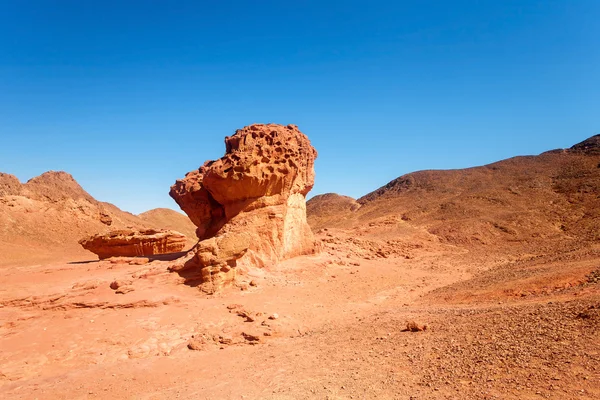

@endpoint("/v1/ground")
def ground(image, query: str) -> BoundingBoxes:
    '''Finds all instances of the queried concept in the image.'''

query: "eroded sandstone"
[169,123,318,292]
[79,228,187,259]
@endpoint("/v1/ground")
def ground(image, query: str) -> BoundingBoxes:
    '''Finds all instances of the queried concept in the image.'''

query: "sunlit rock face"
[169,123,318,293]
[79,228,187,259]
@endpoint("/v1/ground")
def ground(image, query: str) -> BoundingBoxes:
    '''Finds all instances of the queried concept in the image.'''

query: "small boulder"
[241,332,261,343]
[187,337,207,351]
[236,309,255,322]
[405,321,427,332]
[110,280,132,290]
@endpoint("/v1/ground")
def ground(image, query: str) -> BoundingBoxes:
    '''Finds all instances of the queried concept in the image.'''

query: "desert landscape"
[0,124,598,399]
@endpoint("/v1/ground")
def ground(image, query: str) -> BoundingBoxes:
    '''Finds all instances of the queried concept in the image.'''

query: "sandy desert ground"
[1,225,599,399]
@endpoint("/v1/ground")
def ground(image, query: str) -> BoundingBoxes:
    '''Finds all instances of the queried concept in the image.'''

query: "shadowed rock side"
[79,228,187,259]
[169,123,318,292]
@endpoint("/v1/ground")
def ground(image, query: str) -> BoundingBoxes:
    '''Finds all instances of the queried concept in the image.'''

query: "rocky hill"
[306,193,361,230]
[138,208,197,242]
[307,135,600,254]
[0,171,195,266]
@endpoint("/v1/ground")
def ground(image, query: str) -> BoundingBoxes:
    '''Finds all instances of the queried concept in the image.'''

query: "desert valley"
[0,125,598,399]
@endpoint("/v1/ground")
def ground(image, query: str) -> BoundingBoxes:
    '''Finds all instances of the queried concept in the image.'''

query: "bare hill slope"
[307,135,600,254]
[306,193,361,230]
[0,171,194,265]
[138,207,197,243]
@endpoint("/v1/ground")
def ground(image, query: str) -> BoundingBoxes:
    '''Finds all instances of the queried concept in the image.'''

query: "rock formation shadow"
[68,259,99,265]
[68,251,190,265]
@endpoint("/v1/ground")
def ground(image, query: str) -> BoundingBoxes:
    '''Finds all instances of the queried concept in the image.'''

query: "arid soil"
[1,136,599,399]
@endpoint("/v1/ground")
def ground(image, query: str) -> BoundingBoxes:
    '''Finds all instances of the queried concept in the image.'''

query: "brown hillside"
[306,134,600,309]
[309,135,600,254]
[0,171,192,266]
[22,171,97,203]
[138,207,198,245]
[306,193,361,230]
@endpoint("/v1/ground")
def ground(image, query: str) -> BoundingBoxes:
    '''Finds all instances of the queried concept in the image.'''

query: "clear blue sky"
[1,1,598,214]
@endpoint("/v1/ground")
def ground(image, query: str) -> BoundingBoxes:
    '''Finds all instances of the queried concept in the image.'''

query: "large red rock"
[169,123,318,292]
[79,228,187,259]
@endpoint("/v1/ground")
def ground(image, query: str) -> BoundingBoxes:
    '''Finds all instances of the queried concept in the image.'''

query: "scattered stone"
[268,313,279,320]
[110,280,132,290]
[249,280,258,287]
[99,212,112,226]
[217,335,233,345]
[585,268,600,284]
[405,321,427,332]
[241,332,261,342]
[187,337,207,351]
[236,309,255,322]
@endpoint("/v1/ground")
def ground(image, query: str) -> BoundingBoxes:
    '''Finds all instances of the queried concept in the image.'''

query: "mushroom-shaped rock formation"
[169,123,318,292]
[79,228,187,259]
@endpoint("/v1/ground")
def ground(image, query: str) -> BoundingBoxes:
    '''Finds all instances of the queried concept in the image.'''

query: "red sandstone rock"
[406,321,427,332]
[79,228,187,259]
[169,123,318,292]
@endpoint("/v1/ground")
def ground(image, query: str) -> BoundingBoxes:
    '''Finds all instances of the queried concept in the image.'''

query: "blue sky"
[1,0,598,214]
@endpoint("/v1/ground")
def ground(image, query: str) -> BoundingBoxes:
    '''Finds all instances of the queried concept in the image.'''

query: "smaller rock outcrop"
[405,321,427,332]
[79,228,187,259]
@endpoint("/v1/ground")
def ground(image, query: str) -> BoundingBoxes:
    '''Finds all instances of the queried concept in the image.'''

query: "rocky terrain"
[0,132,598,399]
[0,172,196,266]
[309,135,600,253]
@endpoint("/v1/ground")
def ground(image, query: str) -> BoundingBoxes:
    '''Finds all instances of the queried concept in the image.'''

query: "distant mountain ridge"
[0,171,196,266]
[307,134,600,251]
